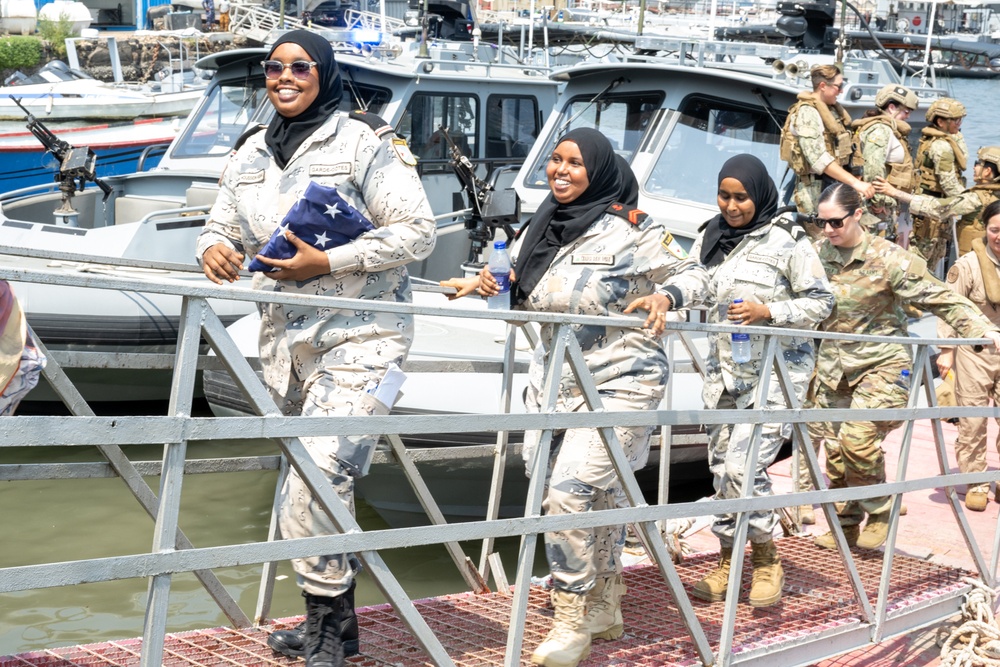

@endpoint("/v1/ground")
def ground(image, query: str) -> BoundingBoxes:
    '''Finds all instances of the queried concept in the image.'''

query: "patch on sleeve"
[392,138,418,167]
[903,253,928,279]
[661,231,688,259]
[946,264,960,283]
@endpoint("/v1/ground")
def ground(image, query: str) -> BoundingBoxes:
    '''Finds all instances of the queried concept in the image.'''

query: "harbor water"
[1,75,1000,658]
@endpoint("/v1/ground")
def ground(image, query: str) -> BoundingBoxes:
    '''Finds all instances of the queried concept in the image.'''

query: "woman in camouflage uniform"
[936,200,1000,512]
[809,183,1000,552]
[447,128,708,667]
[198,31,435,667]
[851,84,917,240]
[689,154,833,608]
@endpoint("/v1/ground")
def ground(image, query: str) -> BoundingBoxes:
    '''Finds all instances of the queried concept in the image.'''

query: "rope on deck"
[940,577,1000,666]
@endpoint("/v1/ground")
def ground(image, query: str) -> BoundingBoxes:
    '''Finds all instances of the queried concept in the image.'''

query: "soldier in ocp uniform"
[447,128,708,667]
[779,64,875,238]
[910,97,969,271]
[198,31,436,667]
[851,84,918,240]
[807,183,1000,553]
[876,145,1000,258]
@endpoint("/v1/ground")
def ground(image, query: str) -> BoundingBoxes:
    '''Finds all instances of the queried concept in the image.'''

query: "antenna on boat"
[12,97,113,227]
[558,76,625,137]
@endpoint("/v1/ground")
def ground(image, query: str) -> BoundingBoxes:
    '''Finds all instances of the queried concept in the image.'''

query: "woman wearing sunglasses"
[689,154,833,609]
[809,183,1000,552]
[197,30,436,667]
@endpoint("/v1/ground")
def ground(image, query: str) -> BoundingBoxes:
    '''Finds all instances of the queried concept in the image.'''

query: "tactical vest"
[780,92,853,177]
[970,183,1000,212]
[850,115,914,191]
[915,127,968,196]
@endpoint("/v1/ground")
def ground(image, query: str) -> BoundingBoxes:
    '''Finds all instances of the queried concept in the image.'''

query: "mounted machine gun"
[13,96,113,226]
[438,127,519,273]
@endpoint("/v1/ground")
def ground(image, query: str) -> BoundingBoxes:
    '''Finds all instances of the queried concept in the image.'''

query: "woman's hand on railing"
[439,276,480,300]
[624,293,673,336]
[985,331,1000,350]
[202,243,245,284]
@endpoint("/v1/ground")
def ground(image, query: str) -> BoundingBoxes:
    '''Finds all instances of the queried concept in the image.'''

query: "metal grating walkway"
[0,535,970,667]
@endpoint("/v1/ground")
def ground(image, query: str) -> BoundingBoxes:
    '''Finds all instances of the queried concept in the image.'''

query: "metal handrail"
[0,260,996,667]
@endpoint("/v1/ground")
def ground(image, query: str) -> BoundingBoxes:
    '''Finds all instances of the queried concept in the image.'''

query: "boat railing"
[0,259,997,667]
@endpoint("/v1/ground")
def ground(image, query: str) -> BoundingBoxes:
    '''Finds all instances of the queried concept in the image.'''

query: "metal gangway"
[1,251,998,667]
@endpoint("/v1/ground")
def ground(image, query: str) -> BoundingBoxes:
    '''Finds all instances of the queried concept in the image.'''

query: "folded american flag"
[248,182,374,273]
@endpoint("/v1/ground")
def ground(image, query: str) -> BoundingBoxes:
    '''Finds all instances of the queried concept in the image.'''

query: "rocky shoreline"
[69,33,261,83]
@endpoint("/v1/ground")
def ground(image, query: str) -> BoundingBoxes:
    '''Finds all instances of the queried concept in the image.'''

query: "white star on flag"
[325,202,342,219]
[314,231,331,248]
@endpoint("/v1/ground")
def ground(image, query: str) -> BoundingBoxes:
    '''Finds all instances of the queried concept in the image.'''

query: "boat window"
[171,83,269,158]
[339,81,391,115]
[522,92,664,189]
[485,95,540,160]
[396,92,478,165]
[644,95,784,206]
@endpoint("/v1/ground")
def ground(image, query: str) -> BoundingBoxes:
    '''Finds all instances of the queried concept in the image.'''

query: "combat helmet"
[978,146,1000,180]
[875,84,918,110]
[925,97,966,122]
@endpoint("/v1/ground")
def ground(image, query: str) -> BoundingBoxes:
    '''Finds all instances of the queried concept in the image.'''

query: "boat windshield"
[171,82,270,159]
[644,95,785,206]
[170,79,391,161]
[523,91,664,187]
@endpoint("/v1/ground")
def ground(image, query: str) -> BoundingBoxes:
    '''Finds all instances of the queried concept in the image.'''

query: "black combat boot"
[268,582,360,658]
[303,592,345,667]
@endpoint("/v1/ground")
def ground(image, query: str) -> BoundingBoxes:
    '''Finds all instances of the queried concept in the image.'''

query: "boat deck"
[2,418,996,667]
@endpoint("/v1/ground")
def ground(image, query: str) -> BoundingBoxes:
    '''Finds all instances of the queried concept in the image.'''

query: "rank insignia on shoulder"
[606,202,649,226]
[392,138,418,166]
[661,230,688,259]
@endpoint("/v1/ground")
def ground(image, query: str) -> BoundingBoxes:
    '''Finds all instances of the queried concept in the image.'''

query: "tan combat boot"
[749,540,784,607]
[799,505,816,525]
[584,575,626,641]
[857,511,891,549]
[691,546,733,602]
[814,524,860,550]
[966,487,989,512]
[531,590,591,667]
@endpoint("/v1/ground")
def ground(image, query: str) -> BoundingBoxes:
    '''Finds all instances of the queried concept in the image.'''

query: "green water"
[0,436,537,657]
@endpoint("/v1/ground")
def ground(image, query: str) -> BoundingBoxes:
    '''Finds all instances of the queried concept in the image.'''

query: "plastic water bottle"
[730,298,752,364]
[895,369,911,391]
[487,240,512,310]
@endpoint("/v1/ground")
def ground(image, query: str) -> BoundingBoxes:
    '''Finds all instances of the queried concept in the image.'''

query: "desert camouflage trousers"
[0,344,44,416]
[522,388,660,595]
[807,368,909,526]
[707,391,789,547]
[275,343,403,597]
[954,345,1000,494]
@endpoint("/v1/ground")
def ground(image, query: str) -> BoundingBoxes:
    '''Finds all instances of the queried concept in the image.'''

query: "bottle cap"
[733,298,743,304]
[901,369,910,376]
[493,240,506,250]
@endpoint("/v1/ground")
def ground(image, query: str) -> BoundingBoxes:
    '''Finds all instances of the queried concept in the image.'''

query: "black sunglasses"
[813,213,852,229]
[261,60,317,80]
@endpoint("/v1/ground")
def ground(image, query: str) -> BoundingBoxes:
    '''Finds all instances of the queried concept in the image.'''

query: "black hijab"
[512,128,638,306]
[263,30,344,170]
[699,154,779,268]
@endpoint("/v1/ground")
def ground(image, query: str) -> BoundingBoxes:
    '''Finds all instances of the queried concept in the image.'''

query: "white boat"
[0,59,207,121]
[2,34,562,403]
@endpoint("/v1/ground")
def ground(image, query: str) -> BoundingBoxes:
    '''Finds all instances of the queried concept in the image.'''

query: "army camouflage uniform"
[853,116,913,239]
[809,232,994,527]
[909,184,1000,257]
[912,129,968,268]
[197,111,436,597]
[690,215,833,547]
[781,93,854,235]
[939,247,1000,496]
[516,209,708,594]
